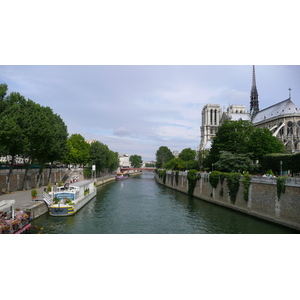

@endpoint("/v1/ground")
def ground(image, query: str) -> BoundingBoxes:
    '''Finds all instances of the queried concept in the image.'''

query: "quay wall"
[0,168,79,193]
[155,172,300,231]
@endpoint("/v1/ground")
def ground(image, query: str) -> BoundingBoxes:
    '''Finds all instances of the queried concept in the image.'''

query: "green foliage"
[66,199,73,205]
[0,88,68,172]
[179,148,196,161]
[187,169,201,196]
[47,183,52,192]
[276,177,286,200]
[248,127,285,161]
[213,151,257,173]
[155,146,174,168]
[129,154,143,168]
[88,141,118,175]
[226,173,241,204]
[261,153,300,175]
[31,189,38,198]
[209,171,221,188]
[164,157,185,170]
[242,173,252,202]
[54,197,60,204]
[0,83,8,101]
[206,120,285,168]
[158,169,167,184]
[64,134,90,165]
[197,149,209,170]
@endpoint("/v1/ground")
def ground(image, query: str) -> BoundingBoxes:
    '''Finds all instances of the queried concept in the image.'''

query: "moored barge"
[49,180,97,216]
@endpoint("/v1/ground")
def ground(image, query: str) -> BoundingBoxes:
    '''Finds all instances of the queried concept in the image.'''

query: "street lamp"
[280,161,283,177]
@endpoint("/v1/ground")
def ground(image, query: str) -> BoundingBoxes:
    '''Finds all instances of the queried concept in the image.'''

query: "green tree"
[0,89,69,189]
[85,141,119,177]
[155,146,174,168]
[197,149,210,170]
[107,150,119,172]
[206,120,285,169]
[0,83,8,101]
[248,127,285,161]
[213,151,257,173]
[164,157,185,170]
[64,134,90,166]
[179,148,196,161]
[130,154,143,168]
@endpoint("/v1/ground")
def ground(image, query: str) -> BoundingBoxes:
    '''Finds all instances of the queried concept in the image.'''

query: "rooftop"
[252,98,300,123]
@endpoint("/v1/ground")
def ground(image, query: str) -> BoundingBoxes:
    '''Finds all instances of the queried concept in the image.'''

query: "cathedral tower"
[250,65,259,119]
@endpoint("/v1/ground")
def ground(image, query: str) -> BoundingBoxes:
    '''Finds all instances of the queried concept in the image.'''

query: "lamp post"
[212,163,214,172]
[280,161,283,177]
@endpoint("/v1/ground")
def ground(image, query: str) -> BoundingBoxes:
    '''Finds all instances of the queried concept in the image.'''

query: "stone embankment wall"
[0,168,81,193]
[155,171,300,231]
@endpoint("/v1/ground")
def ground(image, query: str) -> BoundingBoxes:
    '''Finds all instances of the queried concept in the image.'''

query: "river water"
[31,173,298,234]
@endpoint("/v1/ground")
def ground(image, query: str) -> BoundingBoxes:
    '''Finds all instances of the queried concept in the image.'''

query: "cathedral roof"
[252,98,300,124]
[230,113,251,121]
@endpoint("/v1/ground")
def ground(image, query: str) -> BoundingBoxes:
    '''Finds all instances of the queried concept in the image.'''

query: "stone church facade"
[199,66,300,153]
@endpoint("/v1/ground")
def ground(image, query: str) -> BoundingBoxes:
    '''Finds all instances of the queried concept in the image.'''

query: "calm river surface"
[32,173,298,234]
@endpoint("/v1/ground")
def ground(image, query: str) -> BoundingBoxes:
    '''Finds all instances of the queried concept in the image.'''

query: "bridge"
[120,167,156,173]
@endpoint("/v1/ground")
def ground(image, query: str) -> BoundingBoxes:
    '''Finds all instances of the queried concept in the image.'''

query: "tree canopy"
[155,146,174,168]
[130,154,143,168]
[0,90,68,167]
[213,151,257,173]
[64,134,90,165]
[179,148,196,161]
[206,120,285,168]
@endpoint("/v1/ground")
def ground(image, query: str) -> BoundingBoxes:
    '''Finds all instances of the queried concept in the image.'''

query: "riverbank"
[155,171,300,231]
[0,174,124,221]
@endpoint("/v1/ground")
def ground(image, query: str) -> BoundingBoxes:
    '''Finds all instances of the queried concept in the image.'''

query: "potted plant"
[54,197,60,204]
[31,189,38,199]
[47,183,52,192]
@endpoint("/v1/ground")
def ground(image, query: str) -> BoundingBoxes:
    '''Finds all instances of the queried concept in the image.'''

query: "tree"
[197,149,210,170]
[130,154,143,168]
[64,134,90,166]
[155,146,174,168]
[0,88,69,189]
[179,148,196,161]
[0,83,8,101]
[206,120,285,169]
[164,157,185,170]
[213,151,257,173]
[248,127,285,161]
[208,120,254,165]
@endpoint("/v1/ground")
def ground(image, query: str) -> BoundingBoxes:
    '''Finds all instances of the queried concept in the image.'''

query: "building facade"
[199,66,300,153]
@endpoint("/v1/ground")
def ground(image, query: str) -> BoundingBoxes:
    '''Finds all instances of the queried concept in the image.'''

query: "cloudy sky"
[1,65,299,161]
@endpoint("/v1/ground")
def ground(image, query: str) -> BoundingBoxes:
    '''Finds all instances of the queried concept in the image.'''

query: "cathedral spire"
[250,65,259,119]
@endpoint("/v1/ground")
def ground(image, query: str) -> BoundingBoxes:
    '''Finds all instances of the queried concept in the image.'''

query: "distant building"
[173,151,179,158]
[86,139,97,144]
[118,153,131,168]
[199,104,223,150]
[199,66,300,153]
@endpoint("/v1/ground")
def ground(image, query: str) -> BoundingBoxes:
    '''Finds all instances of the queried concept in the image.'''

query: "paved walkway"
[0,186,48,211]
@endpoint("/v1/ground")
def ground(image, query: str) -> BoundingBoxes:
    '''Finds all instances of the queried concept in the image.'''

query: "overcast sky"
[1,65,299,161]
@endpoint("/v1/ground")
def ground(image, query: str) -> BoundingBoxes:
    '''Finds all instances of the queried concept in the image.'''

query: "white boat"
[49,180,97,216]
